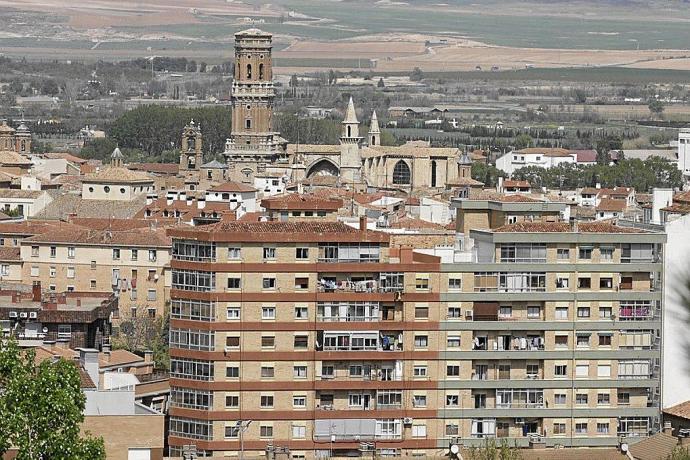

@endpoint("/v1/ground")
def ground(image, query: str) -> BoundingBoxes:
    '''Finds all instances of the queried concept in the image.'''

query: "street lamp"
[236,420,252,460]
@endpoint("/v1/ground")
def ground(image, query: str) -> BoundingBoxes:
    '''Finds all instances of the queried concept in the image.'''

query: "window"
[413,395,427,407]
[131,249,138,261]
[226,336,240,348]
[260,426,273,438]
[447,365,460,377]
[227,307,240,320]
[414,366,428,378]
[147,289,156,301]
[292,425,306,439]
[67,246,75,259]
[392,160,411,185]
[555,307,568,320]
[601,247,614,260]
[447,336,461,348]
[296,248,309,259]
[31,246,39,257]
[556,277,569,289]
[89,279,96,289]
[321,364,334,378]
[575,364,589,378]
[414,335,428,348]
[600,307,612,319]
[527,306,540,318]
[149,250,157,262]
[66,267,75,279]
[446,394,459,407]
[578,247,592,260]
[228,247,241,260]
[449,278,462,290]
[261,336,275,348]
[499,306,512,318]
[555,365,567,377]
[600,277,613,289]
[576,334,590,348]
[599,334,612,347]
[597,364,611,378]
[262,277,276,290]
[31,266,39,277]
[446,424,459,436]
[577,307,590,318]
[553,423,566,435]
[294,335,308,349]
[295,306,308,319]
[293,366,307,378]
[578,277,591,289]
[263,247,276,260]
[575,422,588,435]
[415,277,429,290]
[225,395,239,408]
[412,425,427,438]
[226,366,240,378]
[225,425,239,439]
[112,248,120,260]
[49,266,56,277]
[349,393,363,407]
[557,248,570,260]
[447,307,462,319]
[293,395,306,408]
[598,393,611,405]
[262,306,276,320]
[227,277,241,289]
[618,392,630,405]
[57,324,71,338]
[597,423,610,434]
[260,367,274,378]
[50,246,56,258]
[554,394,566,405]
[414,306,429,319]
[576,393,588,405]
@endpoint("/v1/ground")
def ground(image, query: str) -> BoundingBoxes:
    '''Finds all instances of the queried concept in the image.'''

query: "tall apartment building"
[167,219,664,458]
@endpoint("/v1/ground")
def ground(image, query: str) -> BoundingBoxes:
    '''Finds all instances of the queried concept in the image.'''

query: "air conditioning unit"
[29,312,37,319]
[19,312,27,319]
[9,311,17,318]
[403,417,413,425]
[465,310,473,319]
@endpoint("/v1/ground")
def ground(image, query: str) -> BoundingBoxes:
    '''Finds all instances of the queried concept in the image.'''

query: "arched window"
[392,161,411,185]
[20,140,26,152]
[347,126,352,137]
[245,119,252,129]
[431,160,437,187]
[246,64,252,79]
[259,63,264,80]
[371,135,376,146]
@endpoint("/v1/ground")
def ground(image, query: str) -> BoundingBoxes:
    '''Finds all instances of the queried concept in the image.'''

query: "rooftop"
[493,220,646,233]
[24,227,171,247]
[128,163,179,175]
[664,400,690,420]
[261,193,343,211]
[83,166,154,184]
[34,194,147,220]
[208,181,256,193]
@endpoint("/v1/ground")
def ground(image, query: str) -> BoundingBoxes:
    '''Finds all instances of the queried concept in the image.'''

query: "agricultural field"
[3,0,690,74]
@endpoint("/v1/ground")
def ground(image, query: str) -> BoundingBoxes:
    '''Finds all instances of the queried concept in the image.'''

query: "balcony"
[619,303,658,321]
[317,274,403,294]
[473,273,546,293]
[317,332,403,352]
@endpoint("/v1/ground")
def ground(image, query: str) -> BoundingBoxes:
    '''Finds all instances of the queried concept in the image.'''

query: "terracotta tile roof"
[24,227,171,247]
[79,367,97,389]
[661,204,690,214]
[405,196,420,206]
[597,198,626,212]
[83,166,154,184]
[664,400,690,420]
[35,194,147,220]
[494,220,646,233]
[45,152,88,164]
[128,163,179,175]
[361,145,460,159]
[287,144,341,154]
[674,191,690,204]
[0,150,32,165]
[388,217,448,230]
[504,180,531,188]
[302,175,339,186]
[237,211,263,222]
[519,448,625,460]
[0,189,44,199]
[135,197,236,222]
[628,432,680,460]
[0,220,81,236]
[99,349,143,368]
[208,181,256,193]
[69,217,165,231]
[209,221,360,234]
[0,246,20,261]
[469,191,543,203]
[261,193,343,211]
[572,149,598,163]
[517,147,573,157]
[446,176,484,187]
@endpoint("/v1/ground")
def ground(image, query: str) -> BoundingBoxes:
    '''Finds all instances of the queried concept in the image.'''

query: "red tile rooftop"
[493,221,646,233]
[503,180,531,188]
[207,221,360,234]
[261,193,343,210]
[24,227,172,246]
[208,181,256,193]
[596,198,627,212]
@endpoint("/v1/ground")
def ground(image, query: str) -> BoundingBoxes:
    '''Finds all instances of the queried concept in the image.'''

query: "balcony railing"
[317,314,379,322]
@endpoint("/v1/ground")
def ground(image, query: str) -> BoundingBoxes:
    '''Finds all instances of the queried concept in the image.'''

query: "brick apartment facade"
[166,218,664,458]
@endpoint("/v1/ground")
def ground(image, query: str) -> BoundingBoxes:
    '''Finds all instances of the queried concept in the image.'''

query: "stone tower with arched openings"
[339,97,363,184]
[180,119,202,171]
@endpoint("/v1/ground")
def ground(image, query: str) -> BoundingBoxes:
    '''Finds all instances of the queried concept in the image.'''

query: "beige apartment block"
[20,227,171,318]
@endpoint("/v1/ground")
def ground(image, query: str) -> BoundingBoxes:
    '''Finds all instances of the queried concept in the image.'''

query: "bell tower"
[339,97,363,184]
[224,28,284,182]
[368,110,381,147]
[180,119,202,171]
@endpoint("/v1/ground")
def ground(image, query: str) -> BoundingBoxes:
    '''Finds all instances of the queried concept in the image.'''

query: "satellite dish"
[450,444,460,455]
[621,443,629,453]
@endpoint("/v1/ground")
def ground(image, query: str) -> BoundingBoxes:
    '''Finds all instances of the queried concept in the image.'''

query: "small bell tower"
[180,119,203,171]
[368,110,381,147]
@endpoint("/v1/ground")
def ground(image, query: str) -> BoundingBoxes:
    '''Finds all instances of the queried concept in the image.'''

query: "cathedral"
[0,120,32,155]
[219,28,472,193]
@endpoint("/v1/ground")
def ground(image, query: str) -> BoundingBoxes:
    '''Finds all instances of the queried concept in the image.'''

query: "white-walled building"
[205,181,257,213]
[495,148,576,176]
[0,189,52,216]
[678,128,690,183]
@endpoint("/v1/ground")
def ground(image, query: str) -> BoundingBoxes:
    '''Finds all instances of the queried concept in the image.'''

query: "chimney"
[569,217,578,233]
[186,196,193,206]
[663,421,673,436]
[42,339,56,350]
[102,343,111,362]
[359,216,367,232]
[77,348,100,389]
[32,281,41,302]
[497,176,504,193]
[144,350,154,364]
[197,197,206,209]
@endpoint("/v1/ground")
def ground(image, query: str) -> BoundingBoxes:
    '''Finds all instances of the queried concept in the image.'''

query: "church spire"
[341,97,361,142]
[368,110,380,146]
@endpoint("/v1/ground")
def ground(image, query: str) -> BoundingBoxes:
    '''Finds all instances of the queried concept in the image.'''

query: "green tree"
[40,79,60,96]
[667,446,690,460]
[514,133,533,149]
[472,162,506,187]
[468,438,522,460]
[648,98,665,118]
[595,134,623,165]
[0,338,105,458]
[112,312,169,370]
[410,67,424,81]
[572,88,587,103]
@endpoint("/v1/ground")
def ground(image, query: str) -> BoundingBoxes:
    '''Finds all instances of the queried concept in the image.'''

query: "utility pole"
[237,420,252,460]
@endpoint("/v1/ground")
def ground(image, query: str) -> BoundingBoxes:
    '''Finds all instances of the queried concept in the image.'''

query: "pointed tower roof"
[343,97,359,124]
[111,147,123,159]
[457,148,472,165]
[369,111,380,134]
